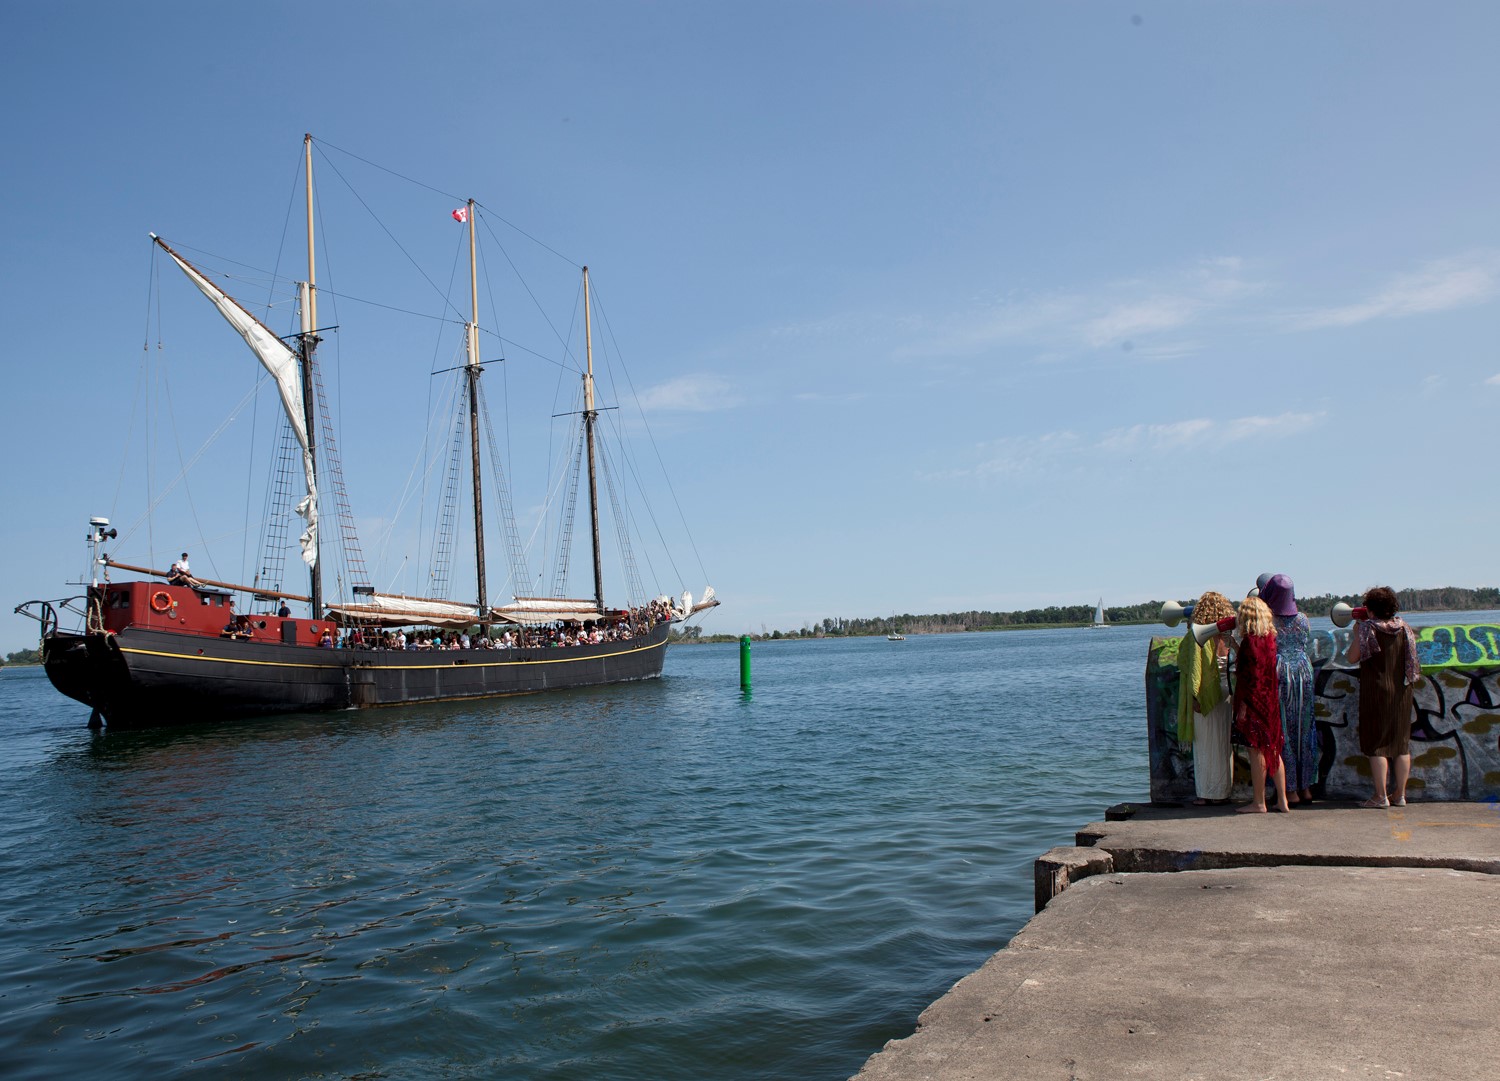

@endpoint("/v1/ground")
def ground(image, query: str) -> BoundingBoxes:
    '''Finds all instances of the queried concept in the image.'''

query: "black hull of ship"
[41,623,671,730]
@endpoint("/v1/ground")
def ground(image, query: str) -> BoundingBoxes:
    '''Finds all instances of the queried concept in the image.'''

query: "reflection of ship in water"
[17,135,717,729]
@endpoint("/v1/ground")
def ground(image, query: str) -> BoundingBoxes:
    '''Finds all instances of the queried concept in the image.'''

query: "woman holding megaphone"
[1177,591,1237,804]
[1231,595,1292,813]
[1345,586,1419,808]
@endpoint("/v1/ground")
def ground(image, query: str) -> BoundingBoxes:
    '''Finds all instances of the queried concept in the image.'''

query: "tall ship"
[17,136,716,729]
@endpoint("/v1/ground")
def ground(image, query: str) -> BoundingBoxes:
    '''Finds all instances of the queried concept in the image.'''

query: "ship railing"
[13,596,87,640]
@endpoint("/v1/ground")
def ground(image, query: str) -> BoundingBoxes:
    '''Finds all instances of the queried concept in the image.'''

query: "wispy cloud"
[1082,296,1205,348]
[940,409,1322,481]
[1098,411,1321,452]
[956,429,1084,479]
[636,374,740,412]
[1288,252,1500,330]
[1123,340,1203,361]
[768,250,1498,377]
[899,256,1260,362]
[1486,373,1500,387]
[1096,418,1215,452]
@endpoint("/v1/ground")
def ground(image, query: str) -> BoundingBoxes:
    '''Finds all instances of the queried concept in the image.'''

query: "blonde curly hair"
[1237,595,1274,637]
[1191,590,1236,626]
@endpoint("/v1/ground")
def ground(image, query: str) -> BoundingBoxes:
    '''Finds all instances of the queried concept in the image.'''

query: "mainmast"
[583,267,604,613]
[465,199,489,633]
[300,133,323,617]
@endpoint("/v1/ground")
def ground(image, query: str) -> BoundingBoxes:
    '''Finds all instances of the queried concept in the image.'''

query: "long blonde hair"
[1237,595,1274,638]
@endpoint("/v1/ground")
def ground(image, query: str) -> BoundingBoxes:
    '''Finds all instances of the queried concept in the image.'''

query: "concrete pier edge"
[854,800,1500,1080]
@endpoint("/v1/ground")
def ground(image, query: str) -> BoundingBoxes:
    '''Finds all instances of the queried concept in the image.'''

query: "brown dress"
[1357,628,1414,757]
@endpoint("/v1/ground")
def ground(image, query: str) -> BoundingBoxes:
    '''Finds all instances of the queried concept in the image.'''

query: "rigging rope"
[590,286,712,586]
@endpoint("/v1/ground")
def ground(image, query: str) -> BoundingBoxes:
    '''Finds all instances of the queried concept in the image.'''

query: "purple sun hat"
[1260,573,1297,617]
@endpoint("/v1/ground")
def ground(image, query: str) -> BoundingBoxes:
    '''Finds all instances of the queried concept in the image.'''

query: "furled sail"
[491,597,606,626]
[152,236,319,569]
[325,594,481,629]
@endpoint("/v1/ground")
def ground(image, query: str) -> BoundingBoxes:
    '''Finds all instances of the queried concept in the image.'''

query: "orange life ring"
[150,591,173,613]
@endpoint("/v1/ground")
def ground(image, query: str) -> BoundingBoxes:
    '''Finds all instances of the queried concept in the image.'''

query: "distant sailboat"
[1091,599,1108,629]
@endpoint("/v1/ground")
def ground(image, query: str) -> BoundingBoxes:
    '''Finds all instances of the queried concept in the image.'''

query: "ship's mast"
[300,133,323,617]
[465,199,489,633]
[582,267,604,613]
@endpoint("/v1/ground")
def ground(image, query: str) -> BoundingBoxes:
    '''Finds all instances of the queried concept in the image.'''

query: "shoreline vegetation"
[672,586,1500,645]
[9,587,1496,659]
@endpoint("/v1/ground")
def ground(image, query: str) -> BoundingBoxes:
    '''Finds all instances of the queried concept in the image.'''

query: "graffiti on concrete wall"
[1146,624,1500,803]
[1415,624,1500,669]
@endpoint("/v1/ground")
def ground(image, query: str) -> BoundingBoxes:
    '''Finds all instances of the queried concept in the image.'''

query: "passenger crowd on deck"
[321,598,676,652]
[216,597,676,650]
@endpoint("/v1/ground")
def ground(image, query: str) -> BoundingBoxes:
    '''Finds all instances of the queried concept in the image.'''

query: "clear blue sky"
[4,2,1498,653]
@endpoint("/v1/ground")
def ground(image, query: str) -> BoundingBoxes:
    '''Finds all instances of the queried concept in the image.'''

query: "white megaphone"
[1190,615,1238,645]
[1330,603,1370,629]
[1160,600,1196,628]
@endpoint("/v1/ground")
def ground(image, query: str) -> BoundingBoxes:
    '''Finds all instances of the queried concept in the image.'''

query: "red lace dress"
[1233,632,1284,765]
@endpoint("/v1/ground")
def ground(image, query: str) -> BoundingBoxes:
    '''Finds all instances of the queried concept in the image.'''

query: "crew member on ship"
[168,552,198,587]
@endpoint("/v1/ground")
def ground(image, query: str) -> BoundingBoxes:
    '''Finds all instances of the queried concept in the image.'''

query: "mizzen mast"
[582,266,604,614]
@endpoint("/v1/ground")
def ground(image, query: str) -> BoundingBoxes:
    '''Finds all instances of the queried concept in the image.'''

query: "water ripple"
[0,628,1152,1079]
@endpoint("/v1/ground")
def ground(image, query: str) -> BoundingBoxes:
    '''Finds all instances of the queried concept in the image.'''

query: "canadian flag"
[452,207,468,223]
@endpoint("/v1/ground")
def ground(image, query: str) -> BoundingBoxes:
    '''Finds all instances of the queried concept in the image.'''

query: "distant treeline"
[746,586,1500,640]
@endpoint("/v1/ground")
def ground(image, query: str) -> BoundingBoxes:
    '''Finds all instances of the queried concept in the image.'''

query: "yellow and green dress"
[1177,630,1233,800]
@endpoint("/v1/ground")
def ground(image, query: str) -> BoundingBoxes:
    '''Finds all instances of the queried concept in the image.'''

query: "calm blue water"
[0,627,1150,1080]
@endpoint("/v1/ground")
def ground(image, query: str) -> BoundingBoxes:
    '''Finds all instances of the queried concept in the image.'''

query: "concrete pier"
[853,802,1500,1080]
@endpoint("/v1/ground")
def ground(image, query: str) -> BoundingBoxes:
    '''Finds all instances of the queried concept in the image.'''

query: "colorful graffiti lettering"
[1417,625,1500,669]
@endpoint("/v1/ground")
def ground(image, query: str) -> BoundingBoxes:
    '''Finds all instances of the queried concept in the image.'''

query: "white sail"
[154,238,319,569]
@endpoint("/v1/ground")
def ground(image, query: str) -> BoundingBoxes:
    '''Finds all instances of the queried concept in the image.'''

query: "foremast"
[300,133,323,617]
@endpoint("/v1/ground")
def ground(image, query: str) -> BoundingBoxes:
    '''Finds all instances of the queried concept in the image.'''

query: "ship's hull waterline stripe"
[117,639,667,671]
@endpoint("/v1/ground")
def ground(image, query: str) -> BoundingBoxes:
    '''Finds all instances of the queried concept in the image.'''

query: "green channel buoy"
[739,635,751,690]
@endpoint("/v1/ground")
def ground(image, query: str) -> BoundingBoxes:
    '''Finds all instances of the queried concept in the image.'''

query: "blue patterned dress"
[1274,613,1317,790]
